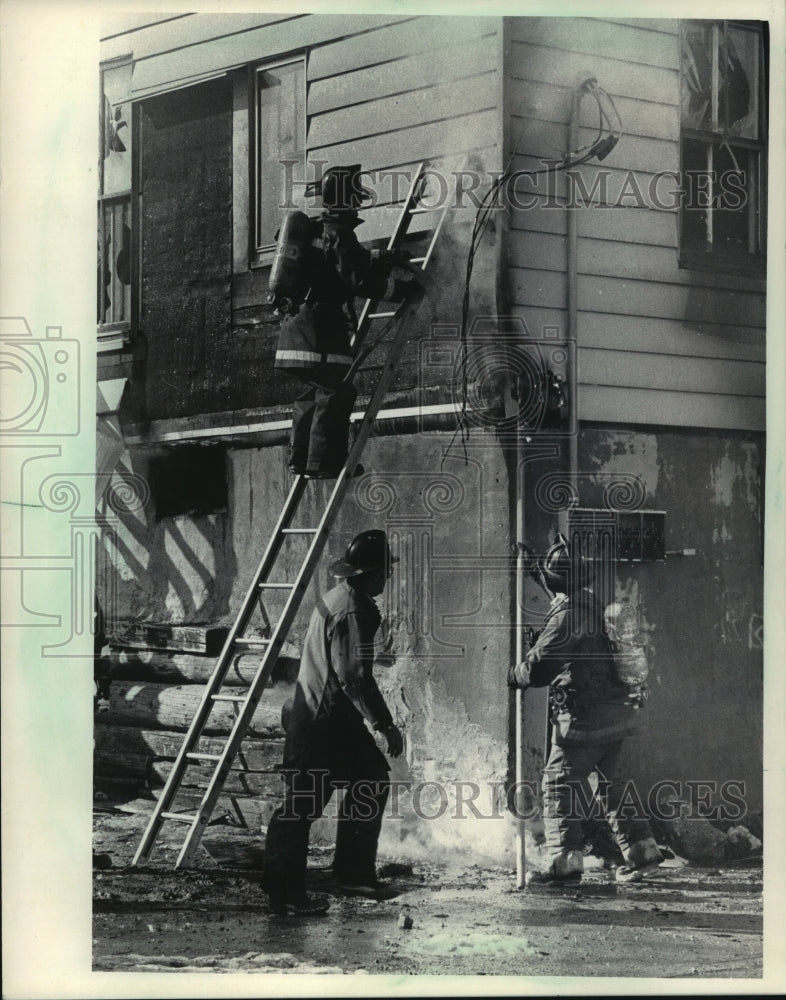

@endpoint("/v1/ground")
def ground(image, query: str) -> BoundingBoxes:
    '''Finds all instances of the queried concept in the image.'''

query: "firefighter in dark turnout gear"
[263,530,404,915]
[272,165,390,478]
[509,536,664,885]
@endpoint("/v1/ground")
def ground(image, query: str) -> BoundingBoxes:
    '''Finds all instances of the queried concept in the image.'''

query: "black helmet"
[541,533,595,594]
[305,164,371,227]
[329,529,397,579]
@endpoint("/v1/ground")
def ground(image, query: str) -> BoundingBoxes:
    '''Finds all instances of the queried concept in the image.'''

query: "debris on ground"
[725,825,762,860]
[92,805,763,978]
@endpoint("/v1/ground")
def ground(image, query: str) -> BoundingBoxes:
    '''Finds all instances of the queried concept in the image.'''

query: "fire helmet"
[305,163,372,227]
[541,533,595,593]
[329,529,397,579]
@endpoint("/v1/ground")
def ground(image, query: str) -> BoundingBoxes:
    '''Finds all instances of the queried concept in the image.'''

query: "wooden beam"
[103,681,292,736]
[106,648,300,686]
[94,726,285,780]
[109,622,230,655]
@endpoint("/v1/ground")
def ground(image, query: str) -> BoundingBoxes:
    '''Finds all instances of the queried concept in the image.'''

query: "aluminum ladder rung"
[233,636,270,647]
[281,527,318,535]
[257,582,294,590]
[368,310,398,319]
[186,752,222,762]
[211,693,247,703]
[161,812,198,824]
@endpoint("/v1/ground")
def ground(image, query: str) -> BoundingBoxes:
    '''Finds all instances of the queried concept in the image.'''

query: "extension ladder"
[133,162,450,868]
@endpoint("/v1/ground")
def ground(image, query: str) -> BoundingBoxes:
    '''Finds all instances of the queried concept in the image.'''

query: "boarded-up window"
[680,20,767,273]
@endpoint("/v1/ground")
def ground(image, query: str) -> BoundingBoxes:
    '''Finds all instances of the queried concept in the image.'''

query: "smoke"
[378,806,550,870]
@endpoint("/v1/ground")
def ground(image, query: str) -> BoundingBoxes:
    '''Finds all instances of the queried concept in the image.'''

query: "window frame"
[98,56,136,351]
[678,19,767,276]
[250,54,307,269]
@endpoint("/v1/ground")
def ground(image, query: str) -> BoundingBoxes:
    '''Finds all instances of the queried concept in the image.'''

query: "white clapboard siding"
[508,78,678,143]
[509,230,766,295]
[128,14,412,99]
[104,12,301,58]
[505,17,765,431]
[508,17,680,70]
[509,205,678,248]
[502,306,569,337]
[510,41,679,107]
[503,161,682,215]
[307,15,497,81]
[310,108,499,173]
[579,348,764,397]
[576,275,765,329]
[599,18,679,34]
[579,314,764,363]
[507,267,568,310]
[308,72,497,150]
[580,385,764,431]
[309,34,498,115]
[511,131,679,178]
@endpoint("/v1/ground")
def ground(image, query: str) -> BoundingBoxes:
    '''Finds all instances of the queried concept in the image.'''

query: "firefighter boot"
[525,848,584,887]
[268,891,331,917]
[615,836,664,883]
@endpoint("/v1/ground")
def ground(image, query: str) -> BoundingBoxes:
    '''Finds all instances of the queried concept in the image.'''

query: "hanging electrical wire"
[448,77,623,461]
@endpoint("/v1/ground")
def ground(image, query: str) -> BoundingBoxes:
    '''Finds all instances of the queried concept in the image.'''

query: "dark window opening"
[679,20,767,274]
[149,447,228,519]
[98,59,134,337]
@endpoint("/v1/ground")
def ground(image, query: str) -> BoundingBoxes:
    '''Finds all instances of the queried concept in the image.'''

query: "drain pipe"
[514,81,586,889]
[567,85,581,515]
[514,453,527,888]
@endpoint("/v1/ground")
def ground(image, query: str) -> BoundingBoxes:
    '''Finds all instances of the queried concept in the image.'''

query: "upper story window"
[253,58,306,264]
[679,20,767,274]
[98,59,133,344]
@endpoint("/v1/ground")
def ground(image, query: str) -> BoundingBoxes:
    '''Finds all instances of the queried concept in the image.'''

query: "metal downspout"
[567,88,580,510]
[498,16,528,891]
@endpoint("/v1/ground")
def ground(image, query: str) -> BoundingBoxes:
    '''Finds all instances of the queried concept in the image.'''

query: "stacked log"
[94,624,297,831]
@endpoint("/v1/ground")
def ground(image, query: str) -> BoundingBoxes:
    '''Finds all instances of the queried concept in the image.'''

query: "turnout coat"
[274,226,388,377]
[284,581,394,769]
[514,588,641,746]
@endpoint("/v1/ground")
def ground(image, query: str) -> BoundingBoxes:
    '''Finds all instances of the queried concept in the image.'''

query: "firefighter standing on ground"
[263,529,404,915]
[509,536,665,885]
[271,165,391,479]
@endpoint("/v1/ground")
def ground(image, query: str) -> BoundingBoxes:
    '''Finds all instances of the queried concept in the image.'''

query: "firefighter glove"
[384,723,404,758]
[507,660,532,689]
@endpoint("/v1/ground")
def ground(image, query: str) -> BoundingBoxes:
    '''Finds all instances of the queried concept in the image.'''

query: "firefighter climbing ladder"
[133,162,450,868]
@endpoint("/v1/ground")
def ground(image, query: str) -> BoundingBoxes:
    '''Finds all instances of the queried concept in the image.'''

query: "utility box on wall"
[568,508,667,563]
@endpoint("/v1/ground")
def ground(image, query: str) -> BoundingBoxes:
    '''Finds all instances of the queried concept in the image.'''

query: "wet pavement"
[93,807,763,980]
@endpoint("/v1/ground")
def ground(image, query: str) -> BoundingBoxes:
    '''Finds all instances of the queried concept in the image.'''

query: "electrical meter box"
[568,508,666,563]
